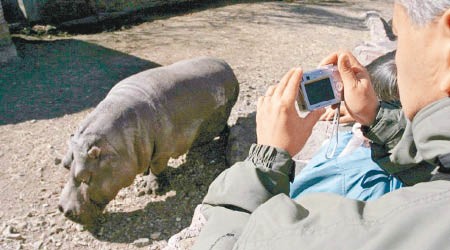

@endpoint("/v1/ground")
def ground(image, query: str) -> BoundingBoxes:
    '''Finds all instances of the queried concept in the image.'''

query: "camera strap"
[325,105,340,159]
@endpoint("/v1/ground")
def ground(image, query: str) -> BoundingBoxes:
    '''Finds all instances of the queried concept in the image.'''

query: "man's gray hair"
[396,0,450,26]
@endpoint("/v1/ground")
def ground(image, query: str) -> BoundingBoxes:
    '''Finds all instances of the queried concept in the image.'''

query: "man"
[192,1,450,249]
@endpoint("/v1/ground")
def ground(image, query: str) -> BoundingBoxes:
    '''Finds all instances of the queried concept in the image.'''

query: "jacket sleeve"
[361,101,407,175]
[362,101,406,151]
[362,101,433,185]
[192,144,295,250]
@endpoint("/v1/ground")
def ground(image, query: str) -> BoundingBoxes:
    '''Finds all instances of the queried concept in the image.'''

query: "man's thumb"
[338,55,358,89]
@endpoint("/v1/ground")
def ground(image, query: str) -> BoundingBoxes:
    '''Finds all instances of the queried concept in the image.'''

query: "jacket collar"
[392,97,450,167]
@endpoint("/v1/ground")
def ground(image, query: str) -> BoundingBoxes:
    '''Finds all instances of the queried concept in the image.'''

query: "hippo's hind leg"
[141,158,169,195]
[192,107,229,148]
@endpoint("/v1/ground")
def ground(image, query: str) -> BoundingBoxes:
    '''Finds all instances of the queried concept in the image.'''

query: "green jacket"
[362,100,445,185]
[192,97,450,250]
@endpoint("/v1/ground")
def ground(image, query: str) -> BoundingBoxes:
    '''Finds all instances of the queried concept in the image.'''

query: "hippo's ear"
[88,146,101,159]
[62,134,75,170]
[62,147,73,170]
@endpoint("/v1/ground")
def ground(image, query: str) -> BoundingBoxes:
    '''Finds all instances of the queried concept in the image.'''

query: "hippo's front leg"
[141,157,169,195]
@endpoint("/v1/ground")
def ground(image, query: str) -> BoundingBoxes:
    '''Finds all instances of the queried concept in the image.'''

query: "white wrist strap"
[325,105,340,159]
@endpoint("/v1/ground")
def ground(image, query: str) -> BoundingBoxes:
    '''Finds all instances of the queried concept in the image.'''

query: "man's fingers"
[274,68,296,97]
[257,96,264,111]
[338,54,359,89]
[343,51,364,68]
[318,52,339,67]
[282,68,303,102]
[320,110,331,121]
[319,50,363,68]
[304,108,326,125]
[265,85,277,97]
[328,111,336,121]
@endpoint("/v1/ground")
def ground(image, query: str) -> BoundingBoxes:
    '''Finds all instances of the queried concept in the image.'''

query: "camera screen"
[304,77,335,105]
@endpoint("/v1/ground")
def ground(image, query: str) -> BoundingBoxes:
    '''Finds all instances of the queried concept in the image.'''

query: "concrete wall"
[94,0,197,12]
[0,0,18,66]
[2,0,200,24]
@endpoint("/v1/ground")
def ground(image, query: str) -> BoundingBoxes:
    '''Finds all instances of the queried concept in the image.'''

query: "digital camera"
[297,65,342,111]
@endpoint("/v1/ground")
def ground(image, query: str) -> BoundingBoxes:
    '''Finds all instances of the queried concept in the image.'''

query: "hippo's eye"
[78,173,92,185]
[75,167,92,184]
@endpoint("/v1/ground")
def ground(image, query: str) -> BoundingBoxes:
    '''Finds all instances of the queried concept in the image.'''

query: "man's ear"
[440,9,450,94]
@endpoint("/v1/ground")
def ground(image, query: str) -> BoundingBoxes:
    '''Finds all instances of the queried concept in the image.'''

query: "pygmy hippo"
[58,57,239,224]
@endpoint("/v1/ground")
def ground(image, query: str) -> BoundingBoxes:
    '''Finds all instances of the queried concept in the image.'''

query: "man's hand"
[320,104,356,124]
[319,51,379,126]
[256,68,324,157]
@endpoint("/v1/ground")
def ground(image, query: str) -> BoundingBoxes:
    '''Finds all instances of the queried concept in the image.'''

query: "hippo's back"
[105,57,239,157]
[109,57,238,110]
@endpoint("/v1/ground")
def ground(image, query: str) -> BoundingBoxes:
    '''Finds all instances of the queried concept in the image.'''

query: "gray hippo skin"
[58,57,239,224]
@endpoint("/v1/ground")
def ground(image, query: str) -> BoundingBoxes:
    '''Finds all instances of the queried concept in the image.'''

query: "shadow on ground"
[0,37,159,125]
[226,112,256,165]
[111,0,371,47]
[12,0,369,34]
[226,0,370,31]
[32,0,277,34]
[282,4,368,30]
[86,128,230,243]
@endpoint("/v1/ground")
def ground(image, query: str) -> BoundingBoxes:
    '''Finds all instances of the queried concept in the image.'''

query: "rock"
[179,238,197,249]
[33,240,43,249]
[353,11,396,66]
[151,241,169,250]
[226,112,256,165]
[38,168,44,177]
[54,158,62,165]
[4,225,24,240]
[133,238,150,247]
[50,227,63,235]
[77,241,88,246]
[6,232,23,240]
[6,233,23,240]
[48,219,56,227]
[165,205,207,250]
[75,224,85,232]
[17,222,27,230]
[31,25,56,34]
[150,232,161,240]
[0,4,19,66]
[97,227,104,236]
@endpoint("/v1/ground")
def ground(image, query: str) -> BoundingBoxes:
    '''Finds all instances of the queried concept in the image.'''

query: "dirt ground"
[0,0,394,249]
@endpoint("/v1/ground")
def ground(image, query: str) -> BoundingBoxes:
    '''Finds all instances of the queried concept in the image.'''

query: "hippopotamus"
[58,57,239,224]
